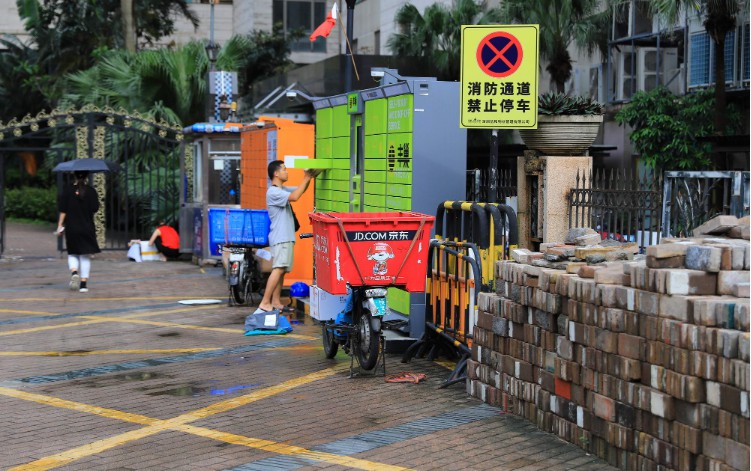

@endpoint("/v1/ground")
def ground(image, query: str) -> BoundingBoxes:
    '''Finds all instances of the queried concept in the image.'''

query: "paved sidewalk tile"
[0,222,617,470]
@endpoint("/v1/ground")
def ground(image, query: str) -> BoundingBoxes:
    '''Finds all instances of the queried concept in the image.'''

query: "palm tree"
[122,0,136,52]
[61,32,296,126]
[497,0,610,92]
[0,35,54,121]
[387,0,502,80]
[61,41,209,125]
[646,0,740,131]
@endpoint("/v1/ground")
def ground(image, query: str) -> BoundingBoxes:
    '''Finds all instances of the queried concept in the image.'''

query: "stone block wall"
[468,234,750,470]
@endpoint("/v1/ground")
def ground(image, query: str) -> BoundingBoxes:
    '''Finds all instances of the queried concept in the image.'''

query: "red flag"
[310,3,338,42]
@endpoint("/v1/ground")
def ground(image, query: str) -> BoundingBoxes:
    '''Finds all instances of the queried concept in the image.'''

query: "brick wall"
[468,231,750,470]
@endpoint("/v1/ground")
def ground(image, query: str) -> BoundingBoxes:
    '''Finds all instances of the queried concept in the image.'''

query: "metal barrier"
[403,239,482,387]
[433,200,518,291]
[478,202,519,282]
[403,200,517,387]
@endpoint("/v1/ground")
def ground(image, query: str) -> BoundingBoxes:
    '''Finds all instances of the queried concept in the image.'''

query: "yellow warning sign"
[460,25,539,129]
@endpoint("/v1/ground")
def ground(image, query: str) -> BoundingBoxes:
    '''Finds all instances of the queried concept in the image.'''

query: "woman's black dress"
[59,184,101,255]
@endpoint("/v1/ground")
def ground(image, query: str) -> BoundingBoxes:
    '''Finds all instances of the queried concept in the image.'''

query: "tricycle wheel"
[322,324,338,358]
[230,277,247,305]
[356,311,380,370]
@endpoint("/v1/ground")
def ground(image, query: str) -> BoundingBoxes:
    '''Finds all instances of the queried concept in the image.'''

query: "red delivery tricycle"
[309,211,435,372]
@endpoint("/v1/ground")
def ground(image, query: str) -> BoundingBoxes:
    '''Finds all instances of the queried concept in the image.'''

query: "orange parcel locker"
[240,117,315,287]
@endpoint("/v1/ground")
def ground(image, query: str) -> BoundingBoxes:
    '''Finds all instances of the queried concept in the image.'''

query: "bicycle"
[222,244,268,306]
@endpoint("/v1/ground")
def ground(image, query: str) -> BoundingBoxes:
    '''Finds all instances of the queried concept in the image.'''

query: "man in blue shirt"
[257,160,317,312]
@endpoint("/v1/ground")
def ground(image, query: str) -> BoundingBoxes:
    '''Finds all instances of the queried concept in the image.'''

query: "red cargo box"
[309,211,435,295]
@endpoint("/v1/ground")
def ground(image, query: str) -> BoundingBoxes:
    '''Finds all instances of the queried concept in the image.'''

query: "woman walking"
[57,171,101,293]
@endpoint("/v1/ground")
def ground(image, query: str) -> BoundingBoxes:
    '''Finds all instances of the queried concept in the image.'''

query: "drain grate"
[225,404,499,471]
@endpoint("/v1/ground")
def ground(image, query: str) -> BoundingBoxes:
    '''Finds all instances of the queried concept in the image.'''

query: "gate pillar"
[516,152,592,250]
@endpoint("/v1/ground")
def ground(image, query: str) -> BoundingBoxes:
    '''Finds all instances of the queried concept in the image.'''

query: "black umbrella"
[52,158,120,173]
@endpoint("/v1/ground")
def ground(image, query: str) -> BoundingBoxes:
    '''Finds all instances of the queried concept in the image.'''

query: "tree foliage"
[17,0,198,52]
[60,29,296,126]
[643,0,741,131]
[61,41,209,125]
[387,0,502,80]
[224,26,299,101]
[615,87,739,171]
[0,35,53,121]
[496,0,609,92]
[0,0,199,119]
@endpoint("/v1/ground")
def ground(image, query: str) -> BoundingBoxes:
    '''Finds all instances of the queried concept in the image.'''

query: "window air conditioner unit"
[618,47,680,99]
[638,48,680,92]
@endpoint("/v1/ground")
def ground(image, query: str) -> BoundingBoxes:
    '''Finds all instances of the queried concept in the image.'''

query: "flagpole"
[341,0,359,91]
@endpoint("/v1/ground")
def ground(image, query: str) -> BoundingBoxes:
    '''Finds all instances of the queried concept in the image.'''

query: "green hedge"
[4,186,58,222]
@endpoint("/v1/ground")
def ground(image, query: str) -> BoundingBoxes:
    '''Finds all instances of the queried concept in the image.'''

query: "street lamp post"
[206,0,218,71]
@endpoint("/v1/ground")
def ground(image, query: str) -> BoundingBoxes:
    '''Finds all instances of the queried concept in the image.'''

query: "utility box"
[181,124,243,262]
[301,75,467,338]
[239,117,316,286]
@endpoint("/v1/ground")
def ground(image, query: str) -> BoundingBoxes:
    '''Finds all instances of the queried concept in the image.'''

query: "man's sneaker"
[69,273,80,291]
[79,281,88,293]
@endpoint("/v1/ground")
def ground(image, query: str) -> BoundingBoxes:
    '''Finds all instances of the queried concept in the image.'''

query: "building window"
[690,32,711,86]
[374,30,380,55]
[273,0,327,53]
[612,1,653,40]
[690,30,737,87]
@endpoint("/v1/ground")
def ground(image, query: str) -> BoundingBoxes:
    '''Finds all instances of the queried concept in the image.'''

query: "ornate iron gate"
[662,171,750,237]
[0,107,186,256]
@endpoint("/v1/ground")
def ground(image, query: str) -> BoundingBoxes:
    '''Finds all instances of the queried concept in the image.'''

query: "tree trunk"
[122,0,136,52]
[712,34,727,133]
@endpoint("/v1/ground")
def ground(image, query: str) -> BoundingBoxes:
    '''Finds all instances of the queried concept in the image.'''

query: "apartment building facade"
[1,0,746,166]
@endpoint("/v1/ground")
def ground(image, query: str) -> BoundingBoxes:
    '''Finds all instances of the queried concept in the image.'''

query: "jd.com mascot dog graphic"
[367,242,395,275]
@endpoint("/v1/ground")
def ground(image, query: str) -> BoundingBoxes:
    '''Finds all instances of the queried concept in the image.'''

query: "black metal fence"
[568,168,663,252]
[466,168,517,203]
[662,171,750,237]
[568,169,751,251]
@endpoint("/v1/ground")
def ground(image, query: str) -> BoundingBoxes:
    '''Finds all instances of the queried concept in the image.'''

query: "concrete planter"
[519,114,604,156]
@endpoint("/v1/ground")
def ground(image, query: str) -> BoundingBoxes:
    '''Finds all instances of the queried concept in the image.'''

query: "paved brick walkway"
[0,222,617,470]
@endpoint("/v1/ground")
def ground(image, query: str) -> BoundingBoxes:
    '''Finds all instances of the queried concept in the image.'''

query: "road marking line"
[76,316,317,341]
[0,309,57,316]
[82,315,243,333]
[0,387,157,425]
[0,318,109,336]
[0,296,224,302]
[435,360,456,371]
[2,366,409,471]
[178,424,412,471]
[0,306,216,337]
[0,305,317,340]
[0,348,220,356]
[0,345,319,357]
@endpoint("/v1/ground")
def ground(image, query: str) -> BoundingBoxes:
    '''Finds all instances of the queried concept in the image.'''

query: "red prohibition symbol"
[476,31,523,78]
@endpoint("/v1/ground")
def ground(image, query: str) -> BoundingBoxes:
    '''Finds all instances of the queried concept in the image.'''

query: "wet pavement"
[0,221,617,470]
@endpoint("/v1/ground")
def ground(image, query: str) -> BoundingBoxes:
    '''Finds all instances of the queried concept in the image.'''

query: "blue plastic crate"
[208,208,270,256]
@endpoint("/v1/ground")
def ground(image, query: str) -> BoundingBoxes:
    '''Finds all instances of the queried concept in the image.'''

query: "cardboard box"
[310,285,349,321]
[127,241,160,262]
[254,247,273,273]
[139,241,161,261]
